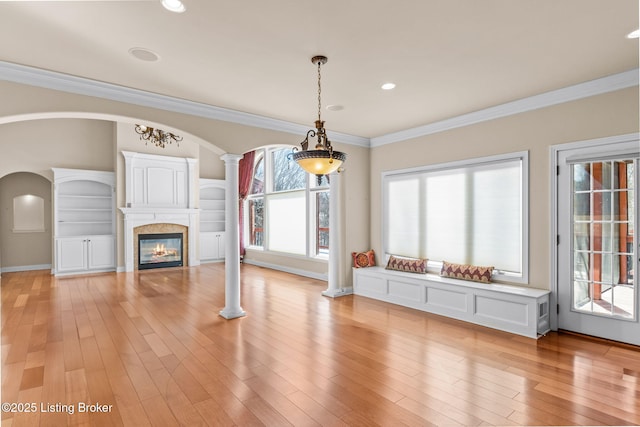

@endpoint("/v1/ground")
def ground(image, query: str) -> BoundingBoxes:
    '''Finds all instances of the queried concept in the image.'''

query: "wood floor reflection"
[2,264,639,426]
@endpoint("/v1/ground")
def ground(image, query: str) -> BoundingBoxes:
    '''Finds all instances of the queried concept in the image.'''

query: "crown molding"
[371,68,639,147]
[1,61,636,149]
[0,61,370,147]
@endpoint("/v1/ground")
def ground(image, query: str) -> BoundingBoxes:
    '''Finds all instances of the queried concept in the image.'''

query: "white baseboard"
[1,264,52,273]
[242,259,328,282]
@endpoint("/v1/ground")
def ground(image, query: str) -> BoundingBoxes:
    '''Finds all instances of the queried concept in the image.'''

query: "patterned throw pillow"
[440,261,494,283]
[385,255,427,274]
[352,250,376,268]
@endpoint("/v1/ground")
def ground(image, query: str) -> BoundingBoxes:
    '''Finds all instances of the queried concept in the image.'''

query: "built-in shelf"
[200,178,225,262]
[52,168,116,275]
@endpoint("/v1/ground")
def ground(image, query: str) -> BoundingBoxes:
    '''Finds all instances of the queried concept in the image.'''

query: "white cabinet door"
[56,238,87,273]
[216,232,225,259]
[56,236,115,274]
[87,236,115,270]
[200,232,225,261]
[200,232,218,260]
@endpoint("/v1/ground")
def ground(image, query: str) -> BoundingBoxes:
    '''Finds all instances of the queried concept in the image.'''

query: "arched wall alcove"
[0,172,52,272]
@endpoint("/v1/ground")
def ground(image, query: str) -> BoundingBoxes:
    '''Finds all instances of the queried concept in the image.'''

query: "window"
[316,191,330,255]
[272,148,305,191]
[245,146,330,258]
[248,198,264,247]
[383,151,528,283]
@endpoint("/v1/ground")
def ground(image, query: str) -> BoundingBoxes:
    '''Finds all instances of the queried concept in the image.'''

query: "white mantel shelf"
[120,207,199,217]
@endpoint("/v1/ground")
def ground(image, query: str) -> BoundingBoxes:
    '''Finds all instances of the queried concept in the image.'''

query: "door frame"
[550,132,640,332]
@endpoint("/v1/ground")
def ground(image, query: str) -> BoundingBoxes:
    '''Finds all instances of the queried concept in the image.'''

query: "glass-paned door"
[572,160,635,319]
[557,141,639,345]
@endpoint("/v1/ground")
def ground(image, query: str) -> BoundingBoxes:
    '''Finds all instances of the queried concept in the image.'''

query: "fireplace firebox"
[138,233,183,270]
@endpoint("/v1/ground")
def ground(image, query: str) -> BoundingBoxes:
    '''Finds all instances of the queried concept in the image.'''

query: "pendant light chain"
[317,60,322,122]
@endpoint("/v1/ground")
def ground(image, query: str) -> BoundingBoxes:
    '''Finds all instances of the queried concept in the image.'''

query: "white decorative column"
[322,171,348,297]
[219,153,246,319]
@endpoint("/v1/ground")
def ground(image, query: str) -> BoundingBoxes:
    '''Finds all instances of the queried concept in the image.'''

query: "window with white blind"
[383,151,529,283]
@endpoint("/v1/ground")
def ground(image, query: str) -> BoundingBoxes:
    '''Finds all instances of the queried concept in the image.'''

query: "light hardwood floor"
[1,264,640,426]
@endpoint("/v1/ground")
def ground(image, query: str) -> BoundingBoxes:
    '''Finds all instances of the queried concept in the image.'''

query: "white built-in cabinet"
[53,168,116,275]
[199,179,225,262]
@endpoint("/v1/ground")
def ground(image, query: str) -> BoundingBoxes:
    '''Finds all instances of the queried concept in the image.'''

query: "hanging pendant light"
[292,56,346,182]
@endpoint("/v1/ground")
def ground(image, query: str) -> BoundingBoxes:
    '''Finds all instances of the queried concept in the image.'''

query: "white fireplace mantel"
[120,151,200,272]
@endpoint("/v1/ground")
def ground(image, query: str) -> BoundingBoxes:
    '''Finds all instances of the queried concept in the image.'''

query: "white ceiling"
[0,0,637,140]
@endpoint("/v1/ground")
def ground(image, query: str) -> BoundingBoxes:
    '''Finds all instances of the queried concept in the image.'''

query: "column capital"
[220,153,244,164]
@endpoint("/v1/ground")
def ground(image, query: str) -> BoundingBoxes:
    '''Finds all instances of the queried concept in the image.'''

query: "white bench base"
[353,267,551,339]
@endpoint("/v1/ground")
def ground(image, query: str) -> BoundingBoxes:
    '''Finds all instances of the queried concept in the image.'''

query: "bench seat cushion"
[440,261,494,283]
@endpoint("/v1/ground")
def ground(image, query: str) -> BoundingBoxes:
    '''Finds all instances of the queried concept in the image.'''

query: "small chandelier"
[134,124,183,148]
[291,55,346,182]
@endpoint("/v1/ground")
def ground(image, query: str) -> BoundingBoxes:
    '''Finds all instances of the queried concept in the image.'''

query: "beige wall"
[199,146,225,179]
[370,87,639,290]
[0,118,115,180]
[0,172,52,269]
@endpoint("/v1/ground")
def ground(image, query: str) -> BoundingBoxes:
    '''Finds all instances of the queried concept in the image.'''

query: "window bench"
[353,266,551,339]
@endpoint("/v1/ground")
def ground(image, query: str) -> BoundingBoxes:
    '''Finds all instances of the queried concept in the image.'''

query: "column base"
[219,308,247,319]
[322,287,353,298]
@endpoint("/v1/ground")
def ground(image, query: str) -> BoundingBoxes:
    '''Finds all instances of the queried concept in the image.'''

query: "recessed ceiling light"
[627,29,640,39]
[129,47,160,62]
[381,82,396,90]
[162,0,186,13]
[326,104,344,111]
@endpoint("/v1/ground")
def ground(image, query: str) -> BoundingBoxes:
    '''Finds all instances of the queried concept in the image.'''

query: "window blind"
[384,153,526,277]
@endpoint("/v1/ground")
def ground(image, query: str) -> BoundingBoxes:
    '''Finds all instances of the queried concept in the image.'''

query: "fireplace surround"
[119,151,199,272]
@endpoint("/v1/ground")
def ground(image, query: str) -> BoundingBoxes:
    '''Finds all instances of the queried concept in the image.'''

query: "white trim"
[1,61,635,148]
[1,264,52,273]
[371,69,639,147]
[242,258,328,282]
[381,150,528,178]
[0,61,369,148]
[549,132,640,332]
[549,145,560,331]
